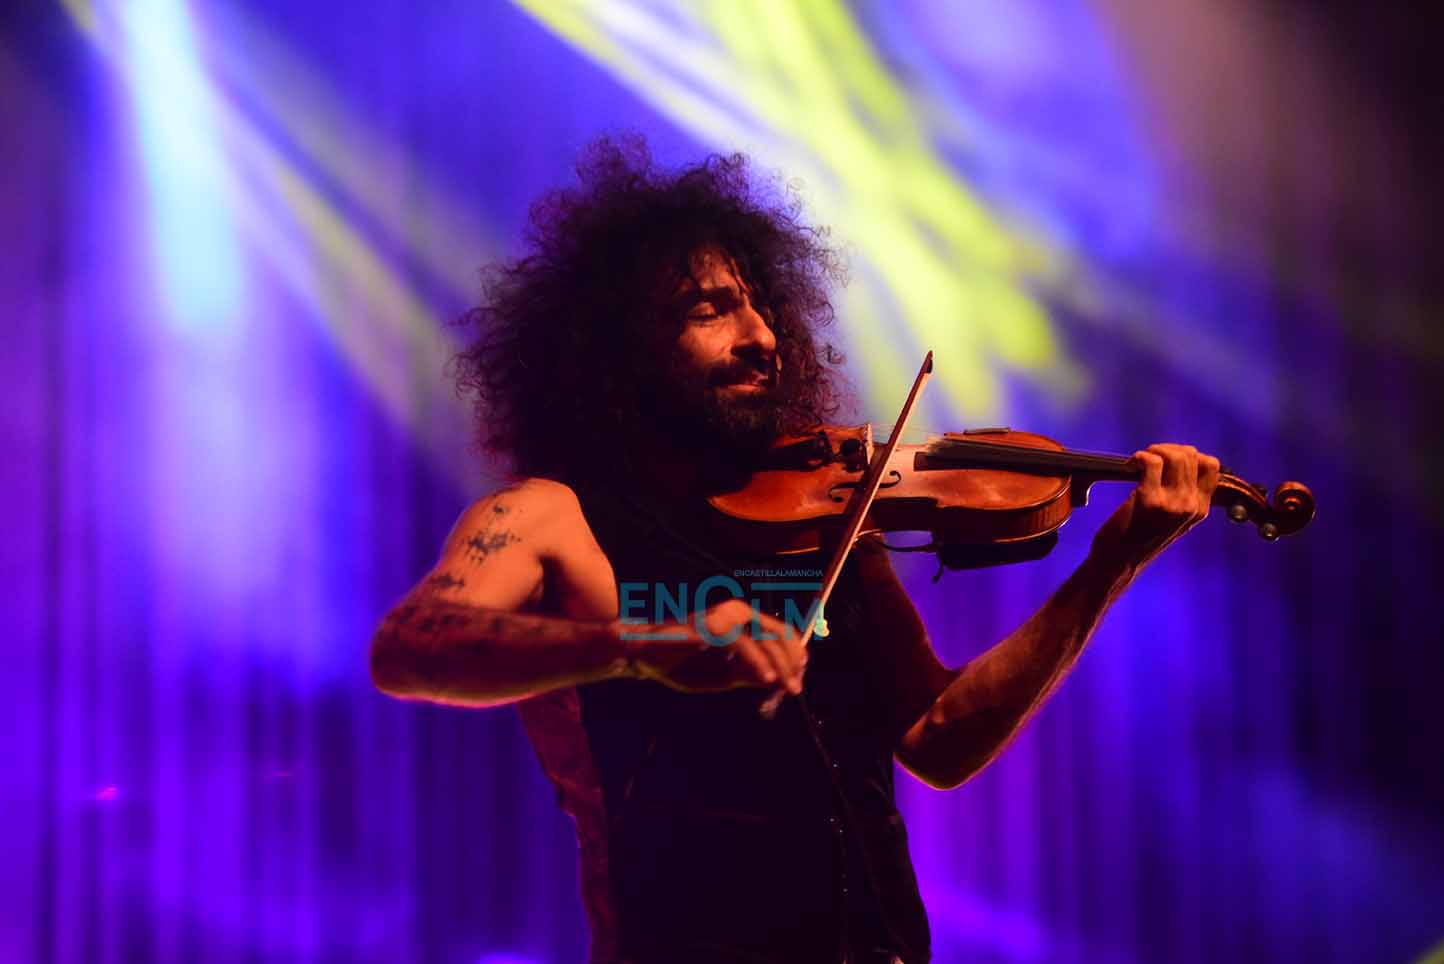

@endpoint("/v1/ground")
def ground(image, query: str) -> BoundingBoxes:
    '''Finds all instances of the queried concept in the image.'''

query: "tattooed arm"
[368,479,804,707]
[368,479,633,707]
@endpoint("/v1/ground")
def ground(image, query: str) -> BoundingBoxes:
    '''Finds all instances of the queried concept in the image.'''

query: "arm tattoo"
[372,597,619,702]
[464,529,520,563]
[377,599,477,647]
[425,572,466,591]
[369,484,623,703]
[454,492,523,563]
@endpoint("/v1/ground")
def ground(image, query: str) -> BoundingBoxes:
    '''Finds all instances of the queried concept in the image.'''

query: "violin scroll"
[1217,475,1315,541]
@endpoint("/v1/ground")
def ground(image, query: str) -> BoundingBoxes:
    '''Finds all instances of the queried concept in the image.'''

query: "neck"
[636,447,704,500]
[616,433,760,503]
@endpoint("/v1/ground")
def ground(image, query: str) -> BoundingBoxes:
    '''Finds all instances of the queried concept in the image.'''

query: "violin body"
[707,425,1315,567]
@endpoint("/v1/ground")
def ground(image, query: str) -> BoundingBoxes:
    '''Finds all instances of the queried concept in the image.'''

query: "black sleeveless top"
[520,480,931,963]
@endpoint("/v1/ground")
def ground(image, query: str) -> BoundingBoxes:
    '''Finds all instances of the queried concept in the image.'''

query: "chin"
[702,391,782,453]
[639,374,784,458]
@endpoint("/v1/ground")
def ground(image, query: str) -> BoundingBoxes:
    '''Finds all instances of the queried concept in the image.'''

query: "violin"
[720,353,1313,717]
[707,423,1315,570]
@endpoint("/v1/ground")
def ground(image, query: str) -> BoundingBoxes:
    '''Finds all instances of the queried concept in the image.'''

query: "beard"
[635,353,785,466]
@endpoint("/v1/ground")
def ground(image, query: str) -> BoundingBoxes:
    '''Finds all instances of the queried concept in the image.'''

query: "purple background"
[4,2,1441,961]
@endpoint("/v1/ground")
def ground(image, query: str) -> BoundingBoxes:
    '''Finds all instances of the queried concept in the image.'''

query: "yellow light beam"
[59,0,489,493]
[513,0,1076,422]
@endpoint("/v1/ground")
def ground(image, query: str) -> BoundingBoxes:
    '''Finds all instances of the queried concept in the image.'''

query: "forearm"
[904,551,1134,788]
[369,596,635,707]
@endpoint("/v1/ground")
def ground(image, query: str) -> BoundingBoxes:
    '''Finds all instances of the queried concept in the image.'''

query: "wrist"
[600,621,643,680]
[605,620,690,681]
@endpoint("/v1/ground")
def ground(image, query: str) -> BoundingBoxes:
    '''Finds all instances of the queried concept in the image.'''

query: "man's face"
[648,245,783,458]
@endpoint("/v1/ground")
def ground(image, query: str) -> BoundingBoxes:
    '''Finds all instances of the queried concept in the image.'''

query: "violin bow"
[760,350,934,719]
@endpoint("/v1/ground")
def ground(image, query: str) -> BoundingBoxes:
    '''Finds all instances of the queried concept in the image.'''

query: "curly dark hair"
[450,135,849,484]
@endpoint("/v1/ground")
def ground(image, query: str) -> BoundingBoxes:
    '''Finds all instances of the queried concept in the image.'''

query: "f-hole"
[828,470,901,503]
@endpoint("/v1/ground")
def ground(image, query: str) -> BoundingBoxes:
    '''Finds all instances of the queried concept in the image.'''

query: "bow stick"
[759,350,934,718]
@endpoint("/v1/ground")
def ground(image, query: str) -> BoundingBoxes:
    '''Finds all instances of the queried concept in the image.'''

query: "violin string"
[854,426,1261,494]
[936,440,1135,473]
[859,421,1136,475]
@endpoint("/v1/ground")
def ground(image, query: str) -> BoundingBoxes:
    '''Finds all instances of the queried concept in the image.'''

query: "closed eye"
[690,289,744,318]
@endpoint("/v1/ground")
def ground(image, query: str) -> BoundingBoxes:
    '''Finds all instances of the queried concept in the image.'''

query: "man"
[369,139,1220,964]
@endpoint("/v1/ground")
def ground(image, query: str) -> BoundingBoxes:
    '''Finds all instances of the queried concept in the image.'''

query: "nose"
[733,300,777,362]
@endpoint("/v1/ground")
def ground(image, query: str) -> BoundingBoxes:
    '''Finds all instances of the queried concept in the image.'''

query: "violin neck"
[924,436,1138,481]
[914,432,1314,541]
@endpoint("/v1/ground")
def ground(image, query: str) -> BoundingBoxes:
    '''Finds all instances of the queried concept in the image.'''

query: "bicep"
[411,483,550,613]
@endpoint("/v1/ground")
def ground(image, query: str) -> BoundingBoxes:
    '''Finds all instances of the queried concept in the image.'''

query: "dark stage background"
[4,1,1442,962]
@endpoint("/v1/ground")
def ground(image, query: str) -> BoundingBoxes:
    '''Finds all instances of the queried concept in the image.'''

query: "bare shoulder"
[407,479,589,613]
[464,476,578,512]
[437,478,613,619]
[440,478,580,549]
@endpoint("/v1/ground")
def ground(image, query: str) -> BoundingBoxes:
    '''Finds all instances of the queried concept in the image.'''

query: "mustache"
[707,356,779,387]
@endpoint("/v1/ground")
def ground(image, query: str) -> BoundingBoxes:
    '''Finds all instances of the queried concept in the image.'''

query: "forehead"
[680,244,746,291]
